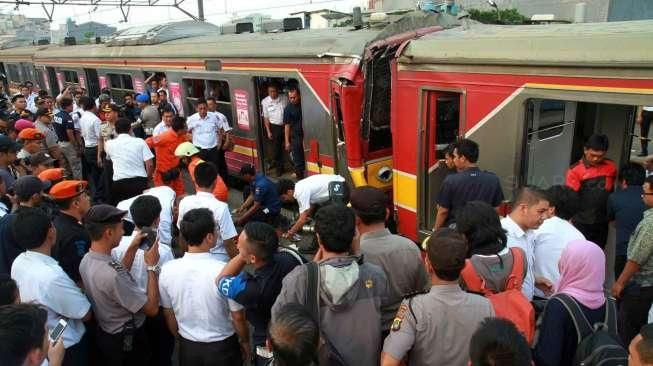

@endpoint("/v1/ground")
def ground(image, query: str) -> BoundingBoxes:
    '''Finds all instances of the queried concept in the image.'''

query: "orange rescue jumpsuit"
[146,129,187,197]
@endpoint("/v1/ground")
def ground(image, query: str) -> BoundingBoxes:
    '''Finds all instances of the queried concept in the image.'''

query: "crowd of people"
[0,78,653,366]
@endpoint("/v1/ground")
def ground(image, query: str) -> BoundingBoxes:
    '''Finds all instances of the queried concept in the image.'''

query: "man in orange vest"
[174,142,228,202]
[147,116,188,197]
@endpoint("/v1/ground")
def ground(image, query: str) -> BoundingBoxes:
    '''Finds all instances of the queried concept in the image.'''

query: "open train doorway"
[522,99,636,189]
[253,76,299,180]
[418,90,462,233]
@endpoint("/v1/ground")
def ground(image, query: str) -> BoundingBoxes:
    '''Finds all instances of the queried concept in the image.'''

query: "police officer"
[51,180,92,284]
[79,204,161,366]
[217,222,302,365]
[235,164,282,227]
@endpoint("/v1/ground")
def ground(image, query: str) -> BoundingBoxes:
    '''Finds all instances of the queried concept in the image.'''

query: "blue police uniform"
[247,173,282,225]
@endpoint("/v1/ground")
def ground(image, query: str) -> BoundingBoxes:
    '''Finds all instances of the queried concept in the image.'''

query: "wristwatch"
[146,264,160,274]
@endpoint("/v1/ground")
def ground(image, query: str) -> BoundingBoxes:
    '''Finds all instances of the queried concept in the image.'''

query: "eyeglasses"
[643,193,653,197]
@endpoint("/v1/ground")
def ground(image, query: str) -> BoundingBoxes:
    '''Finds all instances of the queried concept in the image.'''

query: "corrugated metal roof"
[33,27,381,61]
[400,20,653,67]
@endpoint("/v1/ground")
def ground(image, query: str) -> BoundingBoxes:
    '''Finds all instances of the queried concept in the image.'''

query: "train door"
[0,62,7,92]
[330,81,349,184]
[45,67,59,96]
[524,99,577,187]
[252,76,290,176]
[419,90,461,231]
[84,69,100,98]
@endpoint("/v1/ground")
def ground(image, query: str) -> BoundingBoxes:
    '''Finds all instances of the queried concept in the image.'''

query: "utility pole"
[197,0,204,21]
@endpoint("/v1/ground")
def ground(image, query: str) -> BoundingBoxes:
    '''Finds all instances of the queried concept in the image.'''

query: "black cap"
[85,204,127,224]
[29,152,55,166]
[35,108,53,118]
[350,186,386,215]
[14,175,49,199]
[0,110,9,122]
[0,135,20,152]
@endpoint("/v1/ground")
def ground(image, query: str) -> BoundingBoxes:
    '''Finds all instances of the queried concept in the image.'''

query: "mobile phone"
[256,346,273,359]
[139,226,157,250]
[49,319,67,344]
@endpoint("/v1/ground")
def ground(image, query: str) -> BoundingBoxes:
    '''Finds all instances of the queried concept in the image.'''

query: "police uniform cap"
[0,135,21,152]
[18,128,44,141]
[85,204,127,224]
[102,104,120,113]
[49,180,88,200]
[35,108,53,118]
[14,175,50,198]
[349,186,387,216]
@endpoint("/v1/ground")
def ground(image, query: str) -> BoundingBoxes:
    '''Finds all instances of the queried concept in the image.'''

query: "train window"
[107,73,134,101]
[63,70,79,84]
[528,99,567,140]
[183,78,233,124]
[6,64,20,83]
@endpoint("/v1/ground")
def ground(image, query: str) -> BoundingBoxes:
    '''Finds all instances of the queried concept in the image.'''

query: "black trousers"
[83,146,105,203]
[144,311,174,366]
[178,334,242,366]
[619,284,653,346]
[62,333,89,366]
[110,177,148,206]
[95,325,149,366]
[642,110,652,154]
[270,124,285,175]
[573,221,608,250]
[290,137,305,179]
[198,146,220,169]
[217,147,229,183]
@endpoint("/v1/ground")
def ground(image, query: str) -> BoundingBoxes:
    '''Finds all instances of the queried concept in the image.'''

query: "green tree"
[468,8,529,25]
[83,31,95,44]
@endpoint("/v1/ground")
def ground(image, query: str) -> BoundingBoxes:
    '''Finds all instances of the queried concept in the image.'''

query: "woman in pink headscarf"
[533,240,620,366]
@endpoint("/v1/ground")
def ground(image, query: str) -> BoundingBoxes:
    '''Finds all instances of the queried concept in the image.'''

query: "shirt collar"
[182,252,213,259]
[87,250,113,261]
[360,228,392,241]
[25,250,58,265]
[644,208,653,218]
[504,215,526,238]
[428,284,463,295]
[195,191,214,198]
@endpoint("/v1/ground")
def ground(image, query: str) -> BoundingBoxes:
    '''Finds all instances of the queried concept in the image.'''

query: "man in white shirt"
[161,208,249,364]
[152,107,174,137]
[11,209,92,364]
[278,174,347,241]
[78,96,105,203]
[261,83,288,177]
[104,118,154,206]
[177,161,238,260]
[206,96,233,183]
[111,195,175,366]
[501,186,551,300]
[117,186,176,247]
[533,185,585,298]
[188,99,232,181]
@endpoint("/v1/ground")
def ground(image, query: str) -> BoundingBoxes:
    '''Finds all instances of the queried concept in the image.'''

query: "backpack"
[552,293,627,366]
[305,262,349,366]
[460,247,536,344]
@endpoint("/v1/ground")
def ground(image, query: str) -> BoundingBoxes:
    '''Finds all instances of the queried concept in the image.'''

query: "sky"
[1,0,368,30]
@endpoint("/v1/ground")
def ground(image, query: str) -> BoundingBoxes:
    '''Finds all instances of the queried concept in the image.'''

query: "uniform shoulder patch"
[391,303,409,332]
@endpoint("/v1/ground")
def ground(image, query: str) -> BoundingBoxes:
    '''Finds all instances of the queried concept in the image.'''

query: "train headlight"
[376,166,392,183]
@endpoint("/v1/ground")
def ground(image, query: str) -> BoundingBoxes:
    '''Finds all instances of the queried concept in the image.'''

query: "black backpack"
[553,294,627,366]
[305,262,348,366]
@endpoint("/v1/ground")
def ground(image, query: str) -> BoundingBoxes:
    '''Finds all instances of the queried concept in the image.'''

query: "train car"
[0,15,449,189]
[389,20,653,241]
[0,45,45,94]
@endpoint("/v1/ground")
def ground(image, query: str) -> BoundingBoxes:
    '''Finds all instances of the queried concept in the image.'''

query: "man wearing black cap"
[350,186,429,335]
[54,97,82,179]
[381,229,494,366]
[34,107,65,168]
[79,204,160,365]
[0,175,47,275]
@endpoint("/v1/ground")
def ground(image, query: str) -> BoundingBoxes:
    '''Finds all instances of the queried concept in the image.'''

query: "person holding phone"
[111,195,175,366]
[0,304,66,366]
[80,204,161,366]
[10,209,92,366]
